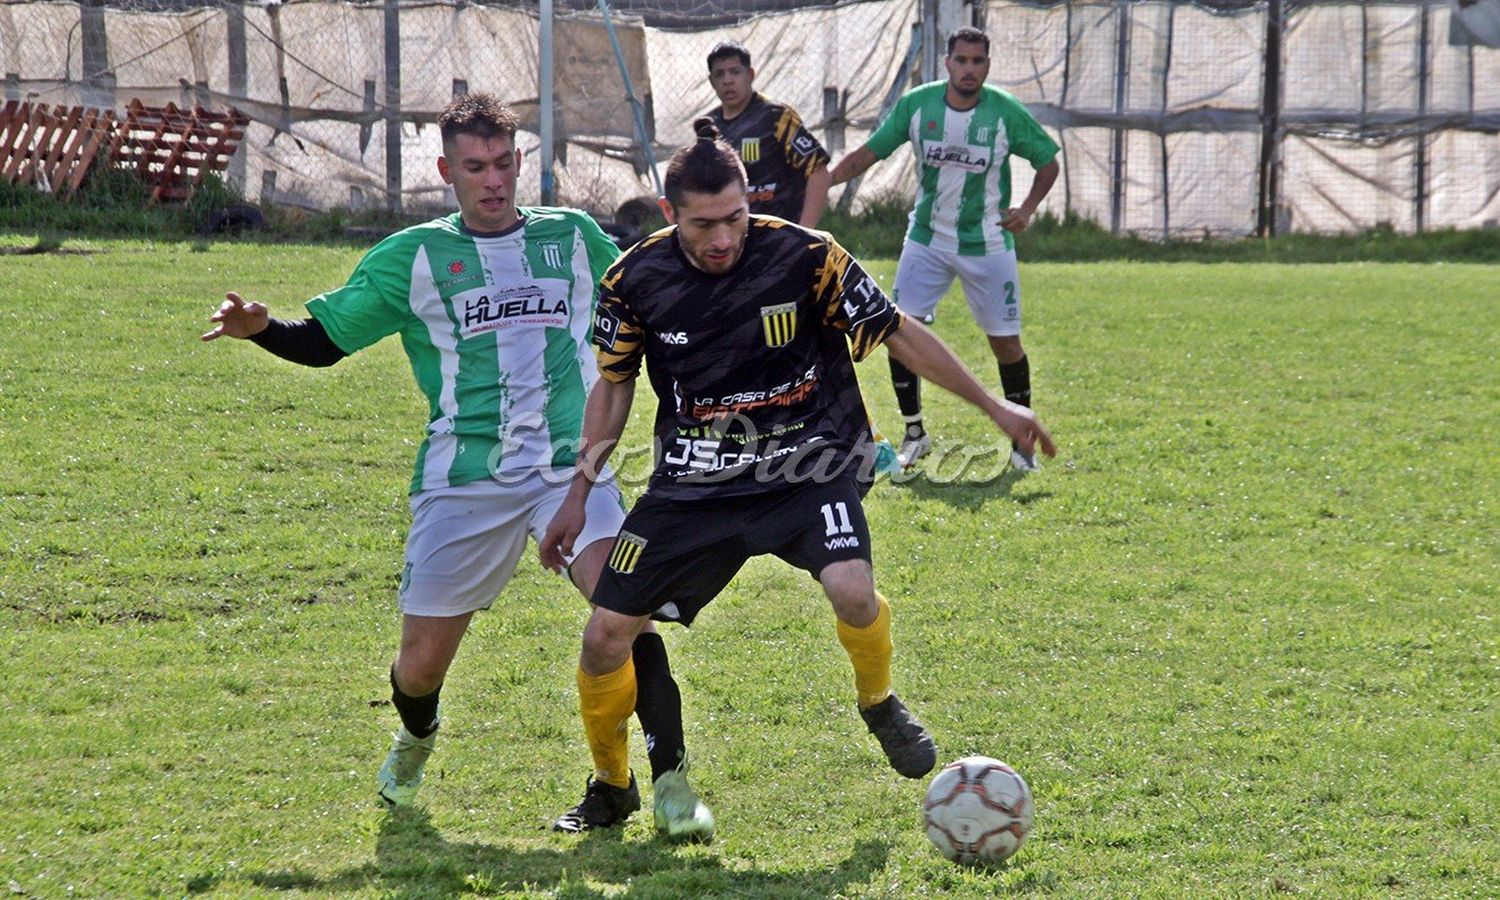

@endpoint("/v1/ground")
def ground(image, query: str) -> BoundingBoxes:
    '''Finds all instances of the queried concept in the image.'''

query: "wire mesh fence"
[1,0,1497,235]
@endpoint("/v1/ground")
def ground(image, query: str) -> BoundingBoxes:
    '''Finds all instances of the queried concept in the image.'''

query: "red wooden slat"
[2,104,44,180]
[21,104,62,187]
[49,108,92,191]
[63,108,115,197]
[41,106,83,175]
[0,102,33,177]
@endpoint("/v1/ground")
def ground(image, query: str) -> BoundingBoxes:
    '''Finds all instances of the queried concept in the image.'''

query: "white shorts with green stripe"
[398,470,626,616]
[892,239,1022,337]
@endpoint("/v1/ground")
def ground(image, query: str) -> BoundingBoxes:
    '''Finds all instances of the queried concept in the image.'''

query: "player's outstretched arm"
[539,377,636,572]
[201,291,268,341]
[884,319,1057,460]
[829,146,878,186]
[201,291,348,367]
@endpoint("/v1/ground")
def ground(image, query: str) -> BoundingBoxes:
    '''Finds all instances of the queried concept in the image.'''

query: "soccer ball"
[922,756,1034,865]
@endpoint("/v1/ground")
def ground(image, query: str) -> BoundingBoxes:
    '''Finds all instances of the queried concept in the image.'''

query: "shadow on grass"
[892,467,1053,512]
[234,807,891,898]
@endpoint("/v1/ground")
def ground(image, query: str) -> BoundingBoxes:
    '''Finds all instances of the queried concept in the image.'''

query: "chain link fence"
[2,0,1497,235]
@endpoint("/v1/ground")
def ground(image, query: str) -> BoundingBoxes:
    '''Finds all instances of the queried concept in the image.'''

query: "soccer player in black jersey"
[706,41,831,226]
[540,119,1055,841]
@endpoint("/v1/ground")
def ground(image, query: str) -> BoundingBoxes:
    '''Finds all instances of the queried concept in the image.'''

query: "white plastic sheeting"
[983,0,1500,235]
[2,0,1497,234]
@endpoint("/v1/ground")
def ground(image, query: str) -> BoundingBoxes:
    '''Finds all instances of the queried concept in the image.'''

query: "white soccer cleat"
[377,725,438,807]
[897,433,932,469]
[653,760,715,842]
[1009,446,1040,473]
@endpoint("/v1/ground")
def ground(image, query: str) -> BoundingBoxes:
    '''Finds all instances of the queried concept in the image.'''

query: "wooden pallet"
[109,100,249,203]
[0,101,119,197]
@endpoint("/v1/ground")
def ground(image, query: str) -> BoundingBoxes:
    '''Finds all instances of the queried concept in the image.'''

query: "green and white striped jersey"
[307,207,619,494]
[867,81,1058,256]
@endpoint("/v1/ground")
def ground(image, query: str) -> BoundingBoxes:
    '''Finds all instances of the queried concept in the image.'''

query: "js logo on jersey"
[761,302,797,348]
[740,137,761,163]
[608,531,648,574]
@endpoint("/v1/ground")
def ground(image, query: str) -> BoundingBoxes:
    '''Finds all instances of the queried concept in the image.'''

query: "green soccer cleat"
[377,724,438,807]
[653,762,715,843]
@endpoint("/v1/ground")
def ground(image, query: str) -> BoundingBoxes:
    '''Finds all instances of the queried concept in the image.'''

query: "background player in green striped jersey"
[830,26,1060,473]
[201,94,690,832]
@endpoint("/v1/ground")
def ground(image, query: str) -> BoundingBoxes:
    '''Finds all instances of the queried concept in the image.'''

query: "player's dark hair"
[438,93,518,148]
[946,26,990,55]
[663,118,747,210]
[706,41,752,71]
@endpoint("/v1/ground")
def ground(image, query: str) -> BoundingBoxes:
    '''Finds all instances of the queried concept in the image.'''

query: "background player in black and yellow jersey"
[706,41,831,227]
[540,119,1055,841]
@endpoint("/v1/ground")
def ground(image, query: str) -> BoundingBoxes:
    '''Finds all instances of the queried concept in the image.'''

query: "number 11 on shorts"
[821,502,854,536]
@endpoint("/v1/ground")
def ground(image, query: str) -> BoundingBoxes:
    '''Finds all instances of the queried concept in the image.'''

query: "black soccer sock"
[889,356,924,435]
[390,666,441,739]
[631,632,686,782]
[999,355,1031,408]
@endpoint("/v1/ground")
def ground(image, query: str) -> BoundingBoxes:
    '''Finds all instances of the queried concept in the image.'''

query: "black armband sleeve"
[249,317,348,368]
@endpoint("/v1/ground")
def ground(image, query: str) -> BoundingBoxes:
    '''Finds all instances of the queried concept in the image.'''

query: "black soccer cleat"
[860,693,937,778]
[551,774,641,833]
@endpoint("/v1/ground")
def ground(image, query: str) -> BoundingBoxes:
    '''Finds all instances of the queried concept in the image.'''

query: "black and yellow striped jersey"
[593,216,903,499]
[710,94,830,221]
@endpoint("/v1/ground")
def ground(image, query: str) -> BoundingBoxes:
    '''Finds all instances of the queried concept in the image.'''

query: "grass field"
[1,241,1495,897]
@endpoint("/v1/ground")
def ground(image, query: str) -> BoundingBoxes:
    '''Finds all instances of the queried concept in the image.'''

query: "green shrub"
[6,167,1499,262]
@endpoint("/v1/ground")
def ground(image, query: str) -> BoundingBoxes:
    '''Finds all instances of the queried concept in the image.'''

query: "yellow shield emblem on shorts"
[608,530,647,574]
[761,302,797,348]
[740,137,761,163]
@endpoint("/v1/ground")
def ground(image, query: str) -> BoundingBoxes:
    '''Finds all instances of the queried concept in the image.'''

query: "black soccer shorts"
[592,476,873,625]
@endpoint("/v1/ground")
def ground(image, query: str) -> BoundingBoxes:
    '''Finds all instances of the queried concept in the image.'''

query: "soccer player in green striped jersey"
[202,94,690,832]
[830,26,1060,473]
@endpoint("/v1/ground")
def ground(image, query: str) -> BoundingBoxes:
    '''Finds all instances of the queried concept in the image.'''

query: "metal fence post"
[822,87,844,156]
[1110,0,1130,235]
[1415,0,1430,233]
[540,0,555,205]
[384,0,402,214]
[1161,2,1175,241]
[80,0,114,110]
[1257,0,1284,237]
[227,0,248,194]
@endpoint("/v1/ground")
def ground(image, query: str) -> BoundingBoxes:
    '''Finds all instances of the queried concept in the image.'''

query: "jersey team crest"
[761,302,797,347]
[608,531,648,574]
[540,240,563,270]
[740,137,761,163]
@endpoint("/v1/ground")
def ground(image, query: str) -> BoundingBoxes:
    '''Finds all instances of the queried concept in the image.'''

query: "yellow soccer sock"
[577,657,636,789]
[836,593,893,709]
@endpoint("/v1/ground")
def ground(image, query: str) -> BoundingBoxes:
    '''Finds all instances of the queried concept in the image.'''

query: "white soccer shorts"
[892,239,1023,337]
[398,470,627,617]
